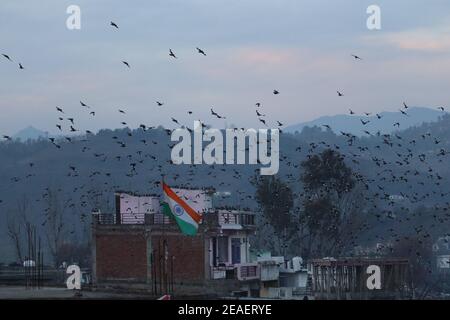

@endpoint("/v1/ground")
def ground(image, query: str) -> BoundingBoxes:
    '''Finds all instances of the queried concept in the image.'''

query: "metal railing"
[93,211,255,227]
[217,212,255,227]
[236,263,260,281]
[92,213,171,225]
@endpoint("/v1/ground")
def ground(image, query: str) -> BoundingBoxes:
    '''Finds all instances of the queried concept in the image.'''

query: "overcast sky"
[1,0,450,135]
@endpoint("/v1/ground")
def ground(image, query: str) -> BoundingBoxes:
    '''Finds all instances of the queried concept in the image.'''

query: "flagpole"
[161,174,168,294]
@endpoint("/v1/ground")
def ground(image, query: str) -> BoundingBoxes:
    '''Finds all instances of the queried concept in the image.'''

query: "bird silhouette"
[196,47,206,56]
[1,54,12,62]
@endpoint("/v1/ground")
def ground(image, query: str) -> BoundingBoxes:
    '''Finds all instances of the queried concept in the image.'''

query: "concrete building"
[308,257,412,300]
[257,255,309,299]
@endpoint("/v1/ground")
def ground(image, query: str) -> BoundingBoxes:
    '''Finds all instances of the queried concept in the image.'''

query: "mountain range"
[285,107,446,136]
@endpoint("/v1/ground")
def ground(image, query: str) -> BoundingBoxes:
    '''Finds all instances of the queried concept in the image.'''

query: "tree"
[6,195,31,264]
[387,236,433,299]
[301,149,355,197]
[44,187,65,267]
[255,176,294,255]
[7,215,24,264]
[300,149,360,258]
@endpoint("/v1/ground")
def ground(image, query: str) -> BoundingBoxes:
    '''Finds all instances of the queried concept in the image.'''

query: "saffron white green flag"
[162,182,202,236]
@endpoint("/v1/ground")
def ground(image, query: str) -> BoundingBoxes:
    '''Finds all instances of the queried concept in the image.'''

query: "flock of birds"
[1,19,450,266]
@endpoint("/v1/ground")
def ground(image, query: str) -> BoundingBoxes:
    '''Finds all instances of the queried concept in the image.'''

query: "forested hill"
[0,114,449,261]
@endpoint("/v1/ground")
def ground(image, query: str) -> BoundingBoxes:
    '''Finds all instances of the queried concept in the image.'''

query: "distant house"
[433,236,450,273]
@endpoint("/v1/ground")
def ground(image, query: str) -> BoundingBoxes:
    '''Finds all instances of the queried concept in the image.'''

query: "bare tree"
[7,215,24,264]
[6,195,31,263]
[44,187,65,267]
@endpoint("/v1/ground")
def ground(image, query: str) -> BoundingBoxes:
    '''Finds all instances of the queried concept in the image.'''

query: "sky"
[1,0,450,135]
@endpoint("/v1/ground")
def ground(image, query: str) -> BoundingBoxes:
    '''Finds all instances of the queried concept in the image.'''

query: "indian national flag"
[162,182,202,236]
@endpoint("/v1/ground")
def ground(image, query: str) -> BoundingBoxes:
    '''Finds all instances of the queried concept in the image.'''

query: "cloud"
[364,23,450,52]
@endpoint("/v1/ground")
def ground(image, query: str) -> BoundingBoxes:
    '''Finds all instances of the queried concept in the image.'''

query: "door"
[231,238,241,264]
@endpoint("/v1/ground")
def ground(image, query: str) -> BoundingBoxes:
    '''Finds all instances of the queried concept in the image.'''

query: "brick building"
[91,191,259,297]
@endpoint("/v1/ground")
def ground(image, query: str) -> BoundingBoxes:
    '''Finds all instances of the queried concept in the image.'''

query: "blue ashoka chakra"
[173,204,184,216]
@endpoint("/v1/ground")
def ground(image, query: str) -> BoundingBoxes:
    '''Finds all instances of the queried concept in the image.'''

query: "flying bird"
[337,91,344,97]
[110,21,119,29]
[351,54,362,60]
[273,90,279,95]
[1,54,12,62]
[211,108,225,119]
[196,47,206,56]
[122,61,130,68]
[400,109,409,116]
[169,49,177,59]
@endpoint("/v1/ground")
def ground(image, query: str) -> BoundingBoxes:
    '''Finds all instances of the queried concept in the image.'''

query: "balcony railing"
[93,213,116,225]
[236,263,260,281]
[93,211,255,228]
[92,213,171,225]
[204,211,256,229]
